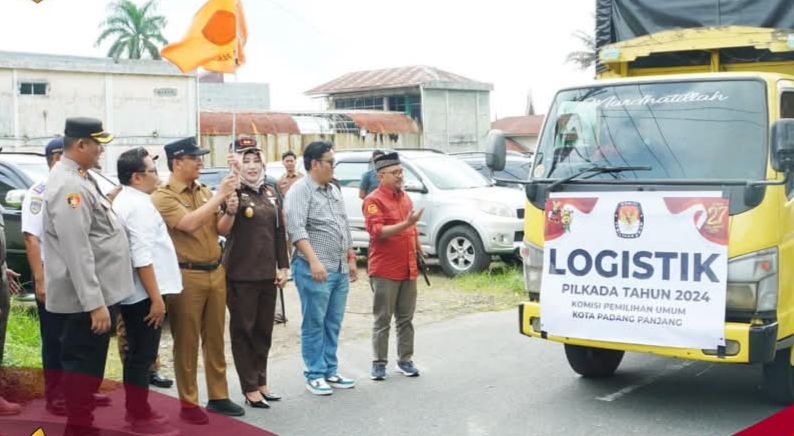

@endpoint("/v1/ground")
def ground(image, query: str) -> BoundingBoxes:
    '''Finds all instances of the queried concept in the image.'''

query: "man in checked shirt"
[284,141,359,396]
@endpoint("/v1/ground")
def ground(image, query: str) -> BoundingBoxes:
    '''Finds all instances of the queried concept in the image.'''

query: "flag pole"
[231,0,239,154]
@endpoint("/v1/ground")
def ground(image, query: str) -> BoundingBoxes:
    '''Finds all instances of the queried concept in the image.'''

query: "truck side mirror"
[771,119,794,172]
[484,129,506,172]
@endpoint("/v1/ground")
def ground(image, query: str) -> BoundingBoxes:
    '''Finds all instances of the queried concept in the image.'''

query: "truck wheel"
[564,344,624,378]
[438,225,490,277]
[763,348,794,405]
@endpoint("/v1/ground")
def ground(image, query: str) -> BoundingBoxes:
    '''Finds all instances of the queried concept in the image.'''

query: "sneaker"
[306,378,333,395]
[179,406,209,425]
[129,417,179,436]
[0,396,21,416]
[397,361,420,377]
[206,399,245,417]
[370,363,386,381]
[326,374,356,389]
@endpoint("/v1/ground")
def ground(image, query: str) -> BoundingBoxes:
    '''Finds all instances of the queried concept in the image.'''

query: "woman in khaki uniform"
[222,138,289,409]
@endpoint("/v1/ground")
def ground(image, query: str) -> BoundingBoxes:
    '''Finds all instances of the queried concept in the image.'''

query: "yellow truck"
[486,19,794,403]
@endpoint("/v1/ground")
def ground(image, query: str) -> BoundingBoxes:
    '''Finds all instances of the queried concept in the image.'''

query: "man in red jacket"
[362,152,424,381]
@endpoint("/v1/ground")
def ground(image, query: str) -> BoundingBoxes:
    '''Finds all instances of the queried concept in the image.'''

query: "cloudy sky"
[1,0,596,119]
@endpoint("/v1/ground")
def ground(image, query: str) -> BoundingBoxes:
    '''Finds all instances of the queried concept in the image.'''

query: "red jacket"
[363,185,418,281]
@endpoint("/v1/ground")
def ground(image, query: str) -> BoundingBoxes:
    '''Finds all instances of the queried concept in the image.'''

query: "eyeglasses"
[319,159,336,167]
[381,169,403,177]
[136,168,158,175]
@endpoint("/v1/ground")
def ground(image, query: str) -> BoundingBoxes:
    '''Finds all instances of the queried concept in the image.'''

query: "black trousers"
[36,299,65,403]
[227,280,277,393]
[61,308,112,428]
[120,299,161,419]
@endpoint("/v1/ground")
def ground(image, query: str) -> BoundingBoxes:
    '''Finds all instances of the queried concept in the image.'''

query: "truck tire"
[564,344,624,378]
[438,225,490,277]
[763,348,794,405]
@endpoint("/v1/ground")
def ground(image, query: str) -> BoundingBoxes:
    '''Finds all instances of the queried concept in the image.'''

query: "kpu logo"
[614,201,644,239]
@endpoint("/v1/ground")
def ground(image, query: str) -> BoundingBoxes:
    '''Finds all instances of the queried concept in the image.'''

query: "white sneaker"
[325,374,356,389]
[306,378,333,395]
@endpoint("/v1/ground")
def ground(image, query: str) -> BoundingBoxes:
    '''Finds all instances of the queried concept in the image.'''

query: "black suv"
[0,152,116,295]
[453,151,533,190]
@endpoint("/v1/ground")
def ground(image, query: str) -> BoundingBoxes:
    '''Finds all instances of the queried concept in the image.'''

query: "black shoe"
[149,370,174,389]
[206,399,245,417]
[179,406,209,425]
[244,396,270,409]
[46,398,67,416]
[93,393,111,407]
[260,391,282,402]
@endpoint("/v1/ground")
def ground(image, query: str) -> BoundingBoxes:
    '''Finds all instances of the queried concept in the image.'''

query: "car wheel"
[438,225,490,277]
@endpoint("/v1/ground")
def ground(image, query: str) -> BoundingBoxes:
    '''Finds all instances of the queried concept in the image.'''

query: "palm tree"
[565,30,597,70]
[95,0,168,60]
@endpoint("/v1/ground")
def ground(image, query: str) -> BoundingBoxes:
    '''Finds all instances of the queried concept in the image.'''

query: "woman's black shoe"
[261,392,282,402]
[245,397,270,409]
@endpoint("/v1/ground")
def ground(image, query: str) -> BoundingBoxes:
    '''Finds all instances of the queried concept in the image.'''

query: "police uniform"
[222,143,289,403]
[151,137,237,417]
[43,117,133,431]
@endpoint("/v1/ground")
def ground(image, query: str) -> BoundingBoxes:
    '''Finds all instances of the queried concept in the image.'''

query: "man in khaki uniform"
[152,137,244,424]
[43,117,134,435]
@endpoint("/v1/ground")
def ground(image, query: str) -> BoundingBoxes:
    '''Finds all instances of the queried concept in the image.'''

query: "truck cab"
[488,24,794,404]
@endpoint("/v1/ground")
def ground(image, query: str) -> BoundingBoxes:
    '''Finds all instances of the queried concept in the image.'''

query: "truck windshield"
[533,79,768,181]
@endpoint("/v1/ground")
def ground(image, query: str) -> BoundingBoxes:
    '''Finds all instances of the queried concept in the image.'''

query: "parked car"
[0,152,116,295]
[452,151,533,190]
[199,167,277,192]
[333,148,525,276]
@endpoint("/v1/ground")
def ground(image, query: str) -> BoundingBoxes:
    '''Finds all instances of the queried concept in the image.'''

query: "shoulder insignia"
[367,203,379,215]
[30,198,42,215]
[32,183,46,194]
[66,192,81,209]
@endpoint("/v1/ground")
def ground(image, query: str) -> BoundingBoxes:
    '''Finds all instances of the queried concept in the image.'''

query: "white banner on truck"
[540,191,728,349]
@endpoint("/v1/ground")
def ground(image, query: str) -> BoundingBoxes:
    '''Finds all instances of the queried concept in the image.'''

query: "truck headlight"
[475,200,514,218]
[726,248,777,311]
[520,240,543,296]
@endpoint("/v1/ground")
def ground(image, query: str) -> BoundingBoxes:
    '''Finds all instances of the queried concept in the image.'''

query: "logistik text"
[547,249,721,283]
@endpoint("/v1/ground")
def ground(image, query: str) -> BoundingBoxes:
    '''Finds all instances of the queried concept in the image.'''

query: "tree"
[95,0,168,60]
[565,30,597,70]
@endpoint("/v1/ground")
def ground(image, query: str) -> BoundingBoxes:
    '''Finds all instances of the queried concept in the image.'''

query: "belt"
[179,260,220,271]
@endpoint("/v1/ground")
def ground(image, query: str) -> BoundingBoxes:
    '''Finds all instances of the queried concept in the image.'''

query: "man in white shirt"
[113,147,182,435]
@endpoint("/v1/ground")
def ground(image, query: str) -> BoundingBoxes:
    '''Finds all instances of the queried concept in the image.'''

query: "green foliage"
[95,0,169,60]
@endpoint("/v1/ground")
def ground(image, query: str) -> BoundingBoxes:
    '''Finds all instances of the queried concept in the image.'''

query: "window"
[781,91,794,197]
[19,82,48,96]
[333,161,370,187]
[333,97,384,110]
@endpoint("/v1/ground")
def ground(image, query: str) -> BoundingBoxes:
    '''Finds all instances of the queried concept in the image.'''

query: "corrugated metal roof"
[306,65,487,95]
[200,112,300,135]
[346,112,418,134]
[491,115,545,135]
[199,111,417,135]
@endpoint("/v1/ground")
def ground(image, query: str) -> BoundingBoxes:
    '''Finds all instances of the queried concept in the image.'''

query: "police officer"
[152,136,244,424]
[43,117,134,435]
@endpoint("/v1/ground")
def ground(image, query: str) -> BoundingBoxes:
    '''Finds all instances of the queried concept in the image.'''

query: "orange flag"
[160,0,247,74]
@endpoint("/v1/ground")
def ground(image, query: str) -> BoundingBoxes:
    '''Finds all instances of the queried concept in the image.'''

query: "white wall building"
[0,51,197,169]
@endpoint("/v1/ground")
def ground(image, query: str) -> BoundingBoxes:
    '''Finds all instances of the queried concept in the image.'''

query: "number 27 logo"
[706,203,729,226]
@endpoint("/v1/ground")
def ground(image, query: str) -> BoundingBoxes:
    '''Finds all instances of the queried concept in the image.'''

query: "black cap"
[229,136,260,153]
[64,117,113,143]
[374,152,400,171]
[164,137,210,160]
[45,137,64,158]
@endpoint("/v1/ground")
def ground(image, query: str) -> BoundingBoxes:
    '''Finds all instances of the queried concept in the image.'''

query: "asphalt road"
[225,309,786,436]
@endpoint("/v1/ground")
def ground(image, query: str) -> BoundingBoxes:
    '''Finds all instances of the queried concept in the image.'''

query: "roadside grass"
[447,263,526,310]
[2,302,126,401]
